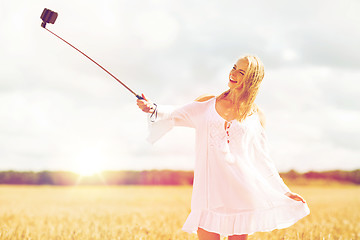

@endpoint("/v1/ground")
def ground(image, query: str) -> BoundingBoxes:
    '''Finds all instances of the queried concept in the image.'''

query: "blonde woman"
[137,55,310,240]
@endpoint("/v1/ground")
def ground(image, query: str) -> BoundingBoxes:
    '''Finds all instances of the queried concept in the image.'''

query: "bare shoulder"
[256,105,266,129]
[194,94,215,102]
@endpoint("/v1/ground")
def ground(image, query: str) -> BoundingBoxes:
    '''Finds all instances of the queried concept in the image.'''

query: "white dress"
[146,97,310,237]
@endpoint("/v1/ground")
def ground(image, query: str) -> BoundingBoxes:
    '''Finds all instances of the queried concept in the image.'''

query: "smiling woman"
[136,55,310,240]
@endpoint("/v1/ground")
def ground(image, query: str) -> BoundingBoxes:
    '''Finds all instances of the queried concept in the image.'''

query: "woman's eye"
[240,72,244,75]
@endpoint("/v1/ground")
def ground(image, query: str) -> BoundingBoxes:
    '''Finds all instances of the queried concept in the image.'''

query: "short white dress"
[146,97,310,237]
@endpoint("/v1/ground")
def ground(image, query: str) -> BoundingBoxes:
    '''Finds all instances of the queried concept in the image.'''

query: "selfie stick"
[40,8,144,100]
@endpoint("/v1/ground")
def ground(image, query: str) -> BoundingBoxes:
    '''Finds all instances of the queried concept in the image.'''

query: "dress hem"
[181,201,310,237]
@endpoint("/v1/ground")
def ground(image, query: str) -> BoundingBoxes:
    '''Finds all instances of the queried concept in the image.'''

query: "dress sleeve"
[252,127,291,194]
[146,101,201,144]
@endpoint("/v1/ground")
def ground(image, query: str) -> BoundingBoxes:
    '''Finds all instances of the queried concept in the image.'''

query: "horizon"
[1,168,359,186]
[1,168,359,174]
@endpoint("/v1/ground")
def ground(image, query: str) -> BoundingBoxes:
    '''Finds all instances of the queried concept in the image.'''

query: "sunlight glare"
[72,147,105,176]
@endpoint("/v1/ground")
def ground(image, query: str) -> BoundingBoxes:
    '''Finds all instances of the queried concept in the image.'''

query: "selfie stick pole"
[40,8,144,100]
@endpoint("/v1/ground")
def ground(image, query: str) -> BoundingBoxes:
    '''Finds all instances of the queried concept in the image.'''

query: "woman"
[137,55,310,240]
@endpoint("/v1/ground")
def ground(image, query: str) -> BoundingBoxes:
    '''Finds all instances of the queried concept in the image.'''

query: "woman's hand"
[285,192,306,203]
[137,93,155,113]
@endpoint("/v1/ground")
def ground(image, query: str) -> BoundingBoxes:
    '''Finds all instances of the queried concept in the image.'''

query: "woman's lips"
[229,79,237,83]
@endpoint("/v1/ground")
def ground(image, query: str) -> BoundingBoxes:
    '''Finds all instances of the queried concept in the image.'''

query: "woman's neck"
[224,89,239,104]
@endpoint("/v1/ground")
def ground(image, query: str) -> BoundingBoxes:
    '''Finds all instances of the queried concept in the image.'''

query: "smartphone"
[40,8,58,24]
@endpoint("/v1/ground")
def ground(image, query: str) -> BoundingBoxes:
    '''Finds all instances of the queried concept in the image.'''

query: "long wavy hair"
[217,55,265,122]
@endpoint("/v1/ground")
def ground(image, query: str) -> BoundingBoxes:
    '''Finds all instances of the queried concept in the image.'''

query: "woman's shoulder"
[254,104,266,129]
[194,94,216,102]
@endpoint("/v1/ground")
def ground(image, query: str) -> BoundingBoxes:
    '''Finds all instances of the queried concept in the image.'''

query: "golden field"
[0,184,359,240]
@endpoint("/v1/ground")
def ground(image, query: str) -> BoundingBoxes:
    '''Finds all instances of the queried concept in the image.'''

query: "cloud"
[0,0,359,172]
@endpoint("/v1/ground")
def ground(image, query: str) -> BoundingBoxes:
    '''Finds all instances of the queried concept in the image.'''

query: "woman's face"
[228,58,248,89]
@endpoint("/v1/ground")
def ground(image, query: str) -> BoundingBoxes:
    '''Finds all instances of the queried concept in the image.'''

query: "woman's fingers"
[296,194,306,203]
[136,93,150,106]
[136,94,154,113]
[294,193,306,203]
[137,102,150,112]
[293,195,301,201]
[285,192,306,203]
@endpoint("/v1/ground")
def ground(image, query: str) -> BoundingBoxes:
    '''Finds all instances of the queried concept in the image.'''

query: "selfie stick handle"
[42,26,144,100]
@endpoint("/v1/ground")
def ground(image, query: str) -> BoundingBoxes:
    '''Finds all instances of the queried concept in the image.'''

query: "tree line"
[0,170,194,185]
[282,169,360,184]
[0,169,359,185]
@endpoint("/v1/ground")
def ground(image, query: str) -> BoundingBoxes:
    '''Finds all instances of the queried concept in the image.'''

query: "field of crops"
[0,184,359,239]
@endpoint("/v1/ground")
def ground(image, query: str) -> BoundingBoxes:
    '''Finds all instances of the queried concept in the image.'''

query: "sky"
[0,0,359,174]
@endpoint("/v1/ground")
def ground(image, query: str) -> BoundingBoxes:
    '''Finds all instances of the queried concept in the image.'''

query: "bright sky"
[1,0,359,173]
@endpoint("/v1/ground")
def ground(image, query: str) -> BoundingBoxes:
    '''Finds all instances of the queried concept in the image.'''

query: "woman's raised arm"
[137,94,213,144]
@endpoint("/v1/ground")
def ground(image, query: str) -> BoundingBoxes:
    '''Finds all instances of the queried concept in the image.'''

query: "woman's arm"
[253,107,290,193]
[137,94,214,127]
[137,94,210,143]
[255,109,306,202]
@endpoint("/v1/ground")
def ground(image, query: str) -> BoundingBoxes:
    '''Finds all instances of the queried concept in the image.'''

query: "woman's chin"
[228,81,237,88]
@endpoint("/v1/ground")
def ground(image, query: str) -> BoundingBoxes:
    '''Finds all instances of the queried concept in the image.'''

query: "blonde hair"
[217,55,265,122]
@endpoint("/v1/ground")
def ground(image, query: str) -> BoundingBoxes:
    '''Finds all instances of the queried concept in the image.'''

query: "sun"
[75,163,101,177]
[72,147,105,176]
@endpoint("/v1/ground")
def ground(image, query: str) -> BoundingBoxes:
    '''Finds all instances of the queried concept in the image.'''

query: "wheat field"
[0,184,359,240]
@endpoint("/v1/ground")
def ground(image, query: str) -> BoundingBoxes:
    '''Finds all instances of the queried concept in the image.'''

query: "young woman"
[137,55,310,240]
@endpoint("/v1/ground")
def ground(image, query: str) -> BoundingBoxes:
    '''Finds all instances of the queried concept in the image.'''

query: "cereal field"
[0,185,359,240]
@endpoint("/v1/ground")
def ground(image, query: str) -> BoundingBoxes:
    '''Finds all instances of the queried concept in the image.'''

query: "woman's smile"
[229,77,237,83]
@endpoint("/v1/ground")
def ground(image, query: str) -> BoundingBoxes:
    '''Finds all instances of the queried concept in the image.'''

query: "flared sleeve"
[146,101,202,144]
[252,127,291,194]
